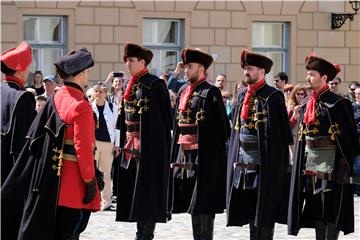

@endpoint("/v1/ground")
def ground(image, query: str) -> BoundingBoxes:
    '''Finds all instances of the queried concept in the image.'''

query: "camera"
[113,72,123,78]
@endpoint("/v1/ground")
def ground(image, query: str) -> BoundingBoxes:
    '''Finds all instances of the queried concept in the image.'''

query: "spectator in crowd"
[215,74,227,93]
[231,80,247,108]
[35,95,47,113]
[42,75,57,98]
[105,71,125,106]
[29,70,45,96]
[284,83,294,106]
[348,81,360,102]
[287,85,307,160]
[221,90,232,120]
[1,41,37,240]
[328,76,342,95]
[159,73,170,84]
[352,86,360,196]
[91,82,120,211]
[86,86,96,103]
[168,61,187,93]
[274,71,288,92]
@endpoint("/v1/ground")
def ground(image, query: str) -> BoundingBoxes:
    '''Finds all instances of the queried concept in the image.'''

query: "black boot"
[249,221,274,240]
[315,221,340,240]
[191,214,214,240]
[135,221,156,240]
[192,215,202,240]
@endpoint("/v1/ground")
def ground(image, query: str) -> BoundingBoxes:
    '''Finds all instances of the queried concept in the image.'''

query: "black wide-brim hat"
[54,48,94,77]
[181,48,213,70]
[240,49,273,74]
[123,43,153,66]
[305,52,340,81]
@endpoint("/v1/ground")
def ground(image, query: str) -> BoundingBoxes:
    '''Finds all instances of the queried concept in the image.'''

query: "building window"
[143,19,183,76]
[252,22,289,83]
[23,16,67,85]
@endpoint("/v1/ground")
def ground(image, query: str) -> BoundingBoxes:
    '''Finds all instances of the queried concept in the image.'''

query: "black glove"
[82,177,97,204]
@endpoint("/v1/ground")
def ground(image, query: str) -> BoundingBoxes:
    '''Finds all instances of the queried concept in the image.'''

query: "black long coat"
[1,96,66,240]
[1,81,36,185]
[226,84,292,228]
[288,89,359,236]
[116,73,172,223]
[169,81,230,215]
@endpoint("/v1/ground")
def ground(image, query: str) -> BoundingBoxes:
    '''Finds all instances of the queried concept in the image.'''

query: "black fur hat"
[240,49,273,74]
[54,48,94,77]
[123,43,153,66]
[305,52,340,82]
[181,48,213,70]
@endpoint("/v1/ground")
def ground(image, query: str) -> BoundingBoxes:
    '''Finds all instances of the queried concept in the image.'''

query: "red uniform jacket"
[54,84,100,211]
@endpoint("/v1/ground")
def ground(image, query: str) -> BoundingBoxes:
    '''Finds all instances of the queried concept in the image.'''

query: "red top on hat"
[0,41,32,71]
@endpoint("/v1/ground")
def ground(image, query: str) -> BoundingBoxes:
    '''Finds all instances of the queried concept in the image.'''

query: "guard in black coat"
[115,43,172,240]
[226,50,292,240]
[0,42,37,240]
[1,95,66,240]
[169,48,230,240]
[288,52,359,239]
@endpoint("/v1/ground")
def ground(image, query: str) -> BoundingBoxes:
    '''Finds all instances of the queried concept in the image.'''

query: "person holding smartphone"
[105,71,125,106]
[167,61,188,93]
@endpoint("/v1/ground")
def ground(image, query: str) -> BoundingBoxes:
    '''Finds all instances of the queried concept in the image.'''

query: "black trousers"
[315,221,340,240]
[136,221,156,240]
[54,206,91,240]
[191,214,215,240]
[249,221,274,240]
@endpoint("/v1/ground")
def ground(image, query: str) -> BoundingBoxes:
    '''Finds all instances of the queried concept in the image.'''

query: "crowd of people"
[1,41,360,240]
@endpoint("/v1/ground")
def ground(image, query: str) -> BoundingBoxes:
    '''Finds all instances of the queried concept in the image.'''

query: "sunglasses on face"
[350,88,356,91]
[296,92,305,96]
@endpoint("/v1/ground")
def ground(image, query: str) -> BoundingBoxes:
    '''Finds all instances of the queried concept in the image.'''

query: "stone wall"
[1,0,359,94]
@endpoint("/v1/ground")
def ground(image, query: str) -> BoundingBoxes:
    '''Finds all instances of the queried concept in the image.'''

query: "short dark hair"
[333,76,341,83]
[35,95,47,102]
[1,61,16,76]
[274,72,288,84]
[349,81,360,88]
[56,66,70,79]
[217,74,227,79]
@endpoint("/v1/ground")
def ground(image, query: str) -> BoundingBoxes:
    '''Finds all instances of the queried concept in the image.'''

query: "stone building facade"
[1,0,359,94]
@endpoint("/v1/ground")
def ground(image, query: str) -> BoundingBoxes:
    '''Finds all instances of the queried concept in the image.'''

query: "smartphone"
[113,72,123,78]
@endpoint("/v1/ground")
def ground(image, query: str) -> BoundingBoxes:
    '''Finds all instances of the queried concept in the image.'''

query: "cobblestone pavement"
[82,197,360,240]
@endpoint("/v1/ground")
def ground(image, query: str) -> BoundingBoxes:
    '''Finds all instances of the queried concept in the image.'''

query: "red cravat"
[304,85,329,126]
[123,68,148,101]
[240,79,266,120]
[3,75,25,88]
[178,77,206,112]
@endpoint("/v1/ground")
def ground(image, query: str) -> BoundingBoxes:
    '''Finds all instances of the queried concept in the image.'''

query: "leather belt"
[180,126,197,135]
[305,137,335,149]
[233,162,259,171]
[63,143,76,156]
[127,124,140,133]
[62,140,77,161]
[240,141,258,151]
[170,162,197,170]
